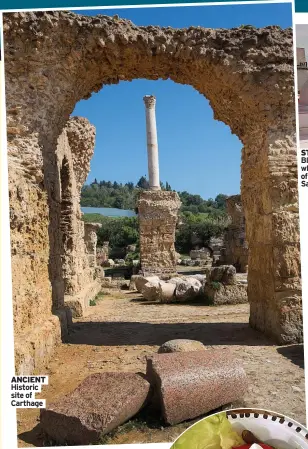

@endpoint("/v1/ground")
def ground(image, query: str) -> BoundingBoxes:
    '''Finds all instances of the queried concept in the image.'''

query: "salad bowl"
[171,408,308,449]
[226,409,308,449]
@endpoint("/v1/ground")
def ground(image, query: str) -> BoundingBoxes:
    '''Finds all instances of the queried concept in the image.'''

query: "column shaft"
[143,95,160,190]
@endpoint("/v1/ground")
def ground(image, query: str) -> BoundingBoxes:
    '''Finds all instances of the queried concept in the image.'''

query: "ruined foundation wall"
[9,116,100,373]
[223,195,248,272]
[56,117,102,317]
[7,116,67,373]
[138,191,181,276]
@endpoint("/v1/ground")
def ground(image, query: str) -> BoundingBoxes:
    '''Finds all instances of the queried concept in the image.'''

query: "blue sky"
[72,2,293,199]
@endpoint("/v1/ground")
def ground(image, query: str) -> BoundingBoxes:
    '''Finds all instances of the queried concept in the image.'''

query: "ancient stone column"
[137,190,181,276]
[143,95,161,190]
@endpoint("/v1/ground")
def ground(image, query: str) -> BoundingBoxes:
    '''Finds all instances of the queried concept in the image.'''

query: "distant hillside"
[81,176,229,216]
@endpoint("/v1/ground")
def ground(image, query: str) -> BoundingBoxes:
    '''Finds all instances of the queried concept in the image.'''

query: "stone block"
[40,372,150,445]
[204,283,248,305]
[142,280,160,301]
[146,350,247,425]
[159,282,176,303]
[188,274,206,284]
[158,339,206,353]
[190,248,212,260]
[134,275,160,293]
[168,276,185,287]
[175,278,202,301]
[101,277,112,287]
[137,190,181,275]
[273,243,301,279]
[209,265,236,285]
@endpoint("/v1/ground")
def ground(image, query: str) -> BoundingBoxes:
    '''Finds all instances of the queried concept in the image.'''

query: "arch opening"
[4,10,301,378]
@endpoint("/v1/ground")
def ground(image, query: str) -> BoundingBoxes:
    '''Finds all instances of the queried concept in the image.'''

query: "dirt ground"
[17,289,305,447]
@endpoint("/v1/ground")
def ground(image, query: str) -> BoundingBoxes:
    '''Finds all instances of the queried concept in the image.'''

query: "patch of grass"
[95,292,105,301]
[97,406,165,445]
[89,299,97,306]
[98,420,148,445]
[210,281,221,290]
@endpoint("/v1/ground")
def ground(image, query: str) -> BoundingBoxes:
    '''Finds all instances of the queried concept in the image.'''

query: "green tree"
[136,176,149,189]
[215,194,228,209]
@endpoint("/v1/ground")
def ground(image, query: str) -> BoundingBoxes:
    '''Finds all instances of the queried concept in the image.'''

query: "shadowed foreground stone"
[146,349,247,425]
[40,372,150,445]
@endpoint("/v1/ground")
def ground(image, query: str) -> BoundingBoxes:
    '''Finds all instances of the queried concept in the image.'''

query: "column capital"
[143,95,156,109]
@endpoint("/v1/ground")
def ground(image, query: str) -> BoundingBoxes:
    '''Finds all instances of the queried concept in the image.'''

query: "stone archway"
[4,11,301,372]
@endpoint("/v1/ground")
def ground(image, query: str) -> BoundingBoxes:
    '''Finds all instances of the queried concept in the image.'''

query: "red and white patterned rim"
[226,408,308,441]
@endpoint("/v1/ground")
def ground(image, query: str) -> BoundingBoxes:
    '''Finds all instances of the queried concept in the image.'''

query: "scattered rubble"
[131,267,247,305]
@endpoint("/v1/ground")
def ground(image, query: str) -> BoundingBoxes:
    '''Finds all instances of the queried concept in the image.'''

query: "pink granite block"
[146,349,248,425]
[40,372,150,445]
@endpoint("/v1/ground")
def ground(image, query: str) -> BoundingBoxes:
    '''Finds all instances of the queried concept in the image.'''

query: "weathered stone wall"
[222,195,248,272]
[243,129,301,343]
[9,114,101,373]
[56,118,102,318]
[138,191,181,275]
[3,10,301,371]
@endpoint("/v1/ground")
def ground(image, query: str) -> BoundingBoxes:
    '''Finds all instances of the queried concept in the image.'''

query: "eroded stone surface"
[142,280,161,301]
[204,283,248,305]
[146,349,248,424]
[208,265,237,285]
[223,195,248,273]
[175,278,202,301]
[159,282,176,303]
[137,190,181,276]
[134,275,160,293]
[57,119,102,315]
[40,372,150,445]
[158,339,206,353]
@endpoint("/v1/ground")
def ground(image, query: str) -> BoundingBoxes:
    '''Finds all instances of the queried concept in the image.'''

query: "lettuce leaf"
[171,412,245,449]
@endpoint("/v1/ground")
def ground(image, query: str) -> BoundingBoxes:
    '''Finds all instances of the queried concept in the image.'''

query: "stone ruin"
[190,247,212,265]
[10,115,103,372]
[137,190,181,276]
[204,265,247,305]
[207,236,224,265]
[96,241,109,266]
[55,118,103,319]
[39,346,247,444]
[209,195,249,272]
[3,11,301,373]
[222,195,248,272]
